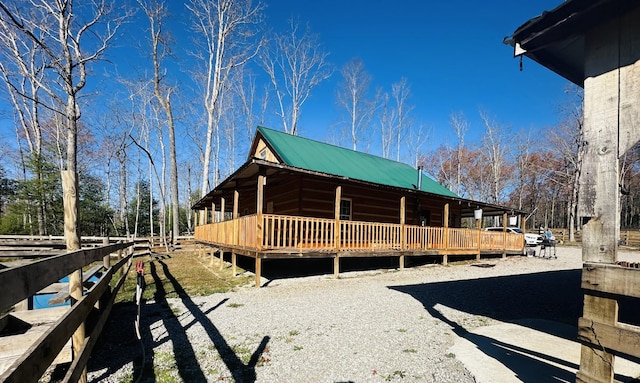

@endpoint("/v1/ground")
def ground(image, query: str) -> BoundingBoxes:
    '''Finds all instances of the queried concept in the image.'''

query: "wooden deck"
[195,213,524,256]
[195,214,525,286]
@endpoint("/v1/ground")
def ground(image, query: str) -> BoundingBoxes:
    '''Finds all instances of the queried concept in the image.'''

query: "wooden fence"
[196,214,525,254]
[578,262,640,382]
[0,238,146,383]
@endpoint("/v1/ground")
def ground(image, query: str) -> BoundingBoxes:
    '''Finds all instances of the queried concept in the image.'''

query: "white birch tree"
[392,77,413,162]
[336,57,377,151]
[139,0,180,244]
[261,17,333,135]
[186,0,265,196]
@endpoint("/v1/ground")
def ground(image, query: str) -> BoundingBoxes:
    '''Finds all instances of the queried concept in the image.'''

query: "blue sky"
[0,1,572,175]
[259,0,571,147]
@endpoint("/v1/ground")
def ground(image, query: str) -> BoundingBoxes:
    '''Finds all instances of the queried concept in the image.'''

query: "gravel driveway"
[86,247,637,383]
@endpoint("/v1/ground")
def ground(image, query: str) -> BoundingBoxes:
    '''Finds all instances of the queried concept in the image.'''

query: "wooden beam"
[334,186,342,252]
[333,256,339,278]
[0,243,132,313]
[502,212,507,258]
[48,264,104,305]
[443,203,449,265]
[578,317,640,358]
[233,190,239,219]
[400,196,405,248]
[231,252,237,277]
[255,257,262,288]
[582,263,640,299]
[220,197,226,222]
[257,174,265,252]
[211,202,215,223]
[0,252,132,383]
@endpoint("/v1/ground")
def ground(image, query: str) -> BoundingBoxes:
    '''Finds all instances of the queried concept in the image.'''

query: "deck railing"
[196,214,524,253]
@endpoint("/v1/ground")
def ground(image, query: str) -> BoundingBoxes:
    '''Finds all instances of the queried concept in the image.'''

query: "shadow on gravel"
[88,257,270,383]
[390,269,640,382]
[235,254,443,281]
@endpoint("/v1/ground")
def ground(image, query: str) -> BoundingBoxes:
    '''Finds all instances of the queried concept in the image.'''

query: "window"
[259,149,267,159]
[339,199,352,220]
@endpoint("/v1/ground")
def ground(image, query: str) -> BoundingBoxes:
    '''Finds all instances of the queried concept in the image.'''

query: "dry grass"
[116,250,253,303]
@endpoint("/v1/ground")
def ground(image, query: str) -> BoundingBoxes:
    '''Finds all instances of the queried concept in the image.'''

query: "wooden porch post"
[476,216,482,261]
[443,203,449,265]
[232,190,239,275]
[204,207,208,225]
[575,21,640,381]
[211,202,216,223]
[399,196,405,270]
[334,185,342,278]
[502,212,507,258]
[220,197,226,222]
[256,173,265,287]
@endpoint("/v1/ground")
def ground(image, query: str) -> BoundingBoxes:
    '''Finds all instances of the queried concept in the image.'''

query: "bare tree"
[379,91,395,159]
[392,77,413,162]
[0,0,125,250]
[450,112,469,197]
[405,124,430,168]
[512,130,533,210]
[336,57,377,151]
[0,25,48,234]
[139,0,180,244]
[261,17,333,135]
[186,0,264,196]
[479,110,512,204]
[548,87,584,241]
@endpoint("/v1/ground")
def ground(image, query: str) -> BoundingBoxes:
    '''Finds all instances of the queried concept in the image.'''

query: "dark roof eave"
[506,0,640,86]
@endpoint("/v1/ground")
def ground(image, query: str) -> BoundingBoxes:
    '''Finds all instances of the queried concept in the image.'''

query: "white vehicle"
[485,227,543,246]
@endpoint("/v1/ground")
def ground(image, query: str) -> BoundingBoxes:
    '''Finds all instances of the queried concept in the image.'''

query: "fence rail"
[0,238,144,383]
[196,214,524,254]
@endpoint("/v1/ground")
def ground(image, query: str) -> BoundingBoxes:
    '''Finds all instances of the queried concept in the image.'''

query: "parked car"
[485,227,543,246]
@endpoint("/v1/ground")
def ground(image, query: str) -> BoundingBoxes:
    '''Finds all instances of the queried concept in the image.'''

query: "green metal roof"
[256,126,458,198]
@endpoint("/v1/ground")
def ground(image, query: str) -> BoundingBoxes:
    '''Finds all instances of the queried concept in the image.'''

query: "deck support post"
[334,186,342,279]
[476,217,482,261]
[219,250,224,270]
[334,185,341,253]
[502,212,507,258]
[256,172,265,287]
[399,197,405,270]
[231,253,237,276]
[255,257,262,288]
[257,173,265,252]
[443,203,449,265]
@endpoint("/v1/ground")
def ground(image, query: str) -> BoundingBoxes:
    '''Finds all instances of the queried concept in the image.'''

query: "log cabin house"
[193,126,527,285]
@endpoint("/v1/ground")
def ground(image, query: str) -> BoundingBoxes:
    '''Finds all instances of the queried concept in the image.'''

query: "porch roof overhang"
[192,158,527,219]
[505,0,640,87]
